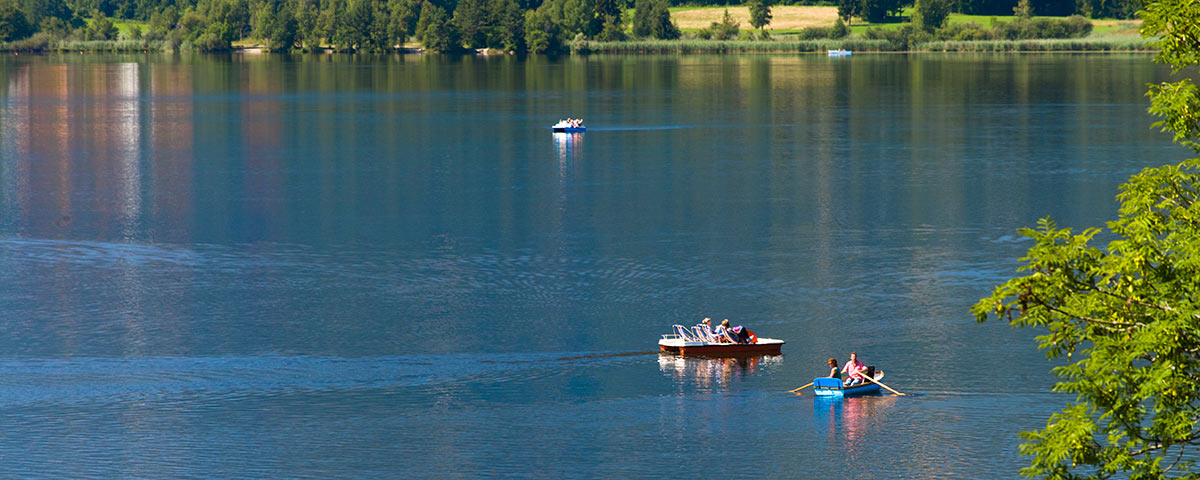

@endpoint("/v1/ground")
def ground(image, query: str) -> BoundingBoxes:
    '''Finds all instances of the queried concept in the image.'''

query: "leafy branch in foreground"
[973,0,1200,478]
[974,160,1200,479]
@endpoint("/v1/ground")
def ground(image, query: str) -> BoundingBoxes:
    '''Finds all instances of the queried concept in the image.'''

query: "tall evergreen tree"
[452,0,485,48]
[590,0,616,35]
[486,0,522,50]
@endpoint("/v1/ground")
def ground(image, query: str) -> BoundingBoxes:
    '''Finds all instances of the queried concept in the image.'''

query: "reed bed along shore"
[573,38,896,54]
[575,33,1151,54]
[917,34,1152,52]
[0,36,169,53]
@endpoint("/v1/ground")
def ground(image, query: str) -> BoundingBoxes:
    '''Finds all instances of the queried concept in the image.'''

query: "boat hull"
[552,127,586,133]
[658,338,784,357]
[812,372,885,397]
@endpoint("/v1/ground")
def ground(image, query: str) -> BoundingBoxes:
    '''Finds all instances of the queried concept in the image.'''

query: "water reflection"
[813,395,900,460]
[658,354,782,390]
[552,132,583,177]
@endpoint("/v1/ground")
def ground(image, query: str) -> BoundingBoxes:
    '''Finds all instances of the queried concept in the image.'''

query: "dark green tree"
[590,0,617,35]
[711,7,737,40]
[84,10,117,39]
[416,0,457,51]
[649,0,676,39]
[387,0,420,42]
[747,0,769,33]
[1013,0,1032,17]
[631,0,675,39]
[486,0,522,50]
[859,0,898,23]
[294,0,324,50]
[0,0,33,41]
[974,0,1200,478]
[367,0,392,50]
[913,0,949,32]
[452,0,485,48]
[522,4,558,52]
[19,0,71,27]
[593,11,622,40]
[836,0,857,23]
[332,0,389,51]
[204,0,251,42]
[261,1,297,50]
[631,0,649,37]
[551,0,592,38]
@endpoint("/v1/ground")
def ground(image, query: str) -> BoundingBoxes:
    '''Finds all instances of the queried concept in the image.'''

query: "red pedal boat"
[658,324,784,357]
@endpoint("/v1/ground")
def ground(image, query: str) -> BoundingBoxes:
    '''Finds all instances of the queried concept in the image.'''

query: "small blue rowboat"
[812,371,884,397]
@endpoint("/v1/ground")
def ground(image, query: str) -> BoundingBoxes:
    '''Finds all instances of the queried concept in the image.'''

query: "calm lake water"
[0,52,1184,478]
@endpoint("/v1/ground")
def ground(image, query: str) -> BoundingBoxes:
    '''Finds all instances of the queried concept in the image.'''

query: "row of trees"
[0,0,686,50]
[0,0,1127,51]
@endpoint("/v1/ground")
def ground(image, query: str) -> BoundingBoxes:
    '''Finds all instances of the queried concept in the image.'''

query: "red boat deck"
[659,339,784,357]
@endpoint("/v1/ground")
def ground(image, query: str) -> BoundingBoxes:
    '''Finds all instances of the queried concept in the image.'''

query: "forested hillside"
[0,0,1139,52]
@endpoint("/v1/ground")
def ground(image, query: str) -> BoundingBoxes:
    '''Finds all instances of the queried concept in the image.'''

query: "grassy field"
[670,5,839,31]
[113,21,147,37]
[668,5,1142,37]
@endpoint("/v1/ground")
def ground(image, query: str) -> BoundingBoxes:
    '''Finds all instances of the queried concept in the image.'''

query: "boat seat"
[673,324,698,342]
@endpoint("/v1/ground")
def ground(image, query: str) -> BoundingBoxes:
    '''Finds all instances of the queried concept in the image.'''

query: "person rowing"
[841,351,867,386]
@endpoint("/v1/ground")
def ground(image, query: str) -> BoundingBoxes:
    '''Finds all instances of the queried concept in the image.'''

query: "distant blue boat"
[812,371,884,397]
[552,120,586,132]
[828,49,852,57]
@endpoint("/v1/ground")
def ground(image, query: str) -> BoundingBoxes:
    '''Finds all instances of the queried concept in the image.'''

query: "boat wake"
[586,125,690,131]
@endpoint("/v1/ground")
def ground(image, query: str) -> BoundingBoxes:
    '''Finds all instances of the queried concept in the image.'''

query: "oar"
[861,373,906,396]
[788,382,813,393]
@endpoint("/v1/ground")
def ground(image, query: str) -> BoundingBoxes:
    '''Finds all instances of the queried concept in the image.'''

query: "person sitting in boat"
[841,352,867,386]
[695,317,716,342]
[827,358,841,379]
[720,319,751,343]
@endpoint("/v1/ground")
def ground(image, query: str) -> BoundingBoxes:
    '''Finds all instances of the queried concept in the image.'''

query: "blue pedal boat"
[812,371,884,397]
[552,120,586,133]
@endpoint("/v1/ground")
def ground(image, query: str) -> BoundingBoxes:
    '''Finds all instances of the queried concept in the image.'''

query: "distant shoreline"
[0,36,1153,55]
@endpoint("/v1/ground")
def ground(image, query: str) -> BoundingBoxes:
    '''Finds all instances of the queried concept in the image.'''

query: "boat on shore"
[658,324,784,357]
[552,119,586,132]
[812,371,885,397]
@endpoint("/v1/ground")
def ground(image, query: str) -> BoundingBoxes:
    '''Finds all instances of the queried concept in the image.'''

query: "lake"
[0,52,1184,478]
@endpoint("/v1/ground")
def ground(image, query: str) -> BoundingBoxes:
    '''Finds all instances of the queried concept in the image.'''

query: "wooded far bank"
[0,0,1149,54]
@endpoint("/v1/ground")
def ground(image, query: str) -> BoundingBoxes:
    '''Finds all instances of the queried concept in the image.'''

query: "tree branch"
[1027,292,1143,330]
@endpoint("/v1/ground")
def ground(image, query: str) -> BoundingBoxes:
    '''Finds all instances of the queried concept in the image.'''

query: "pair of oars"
[790,376,906,396]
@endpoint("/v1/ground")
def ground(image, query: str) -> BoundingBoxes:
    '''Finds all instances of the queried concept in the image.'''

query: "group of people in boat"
[559,118,584,128]
[826,351,871,386]
[693,317,753,344]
